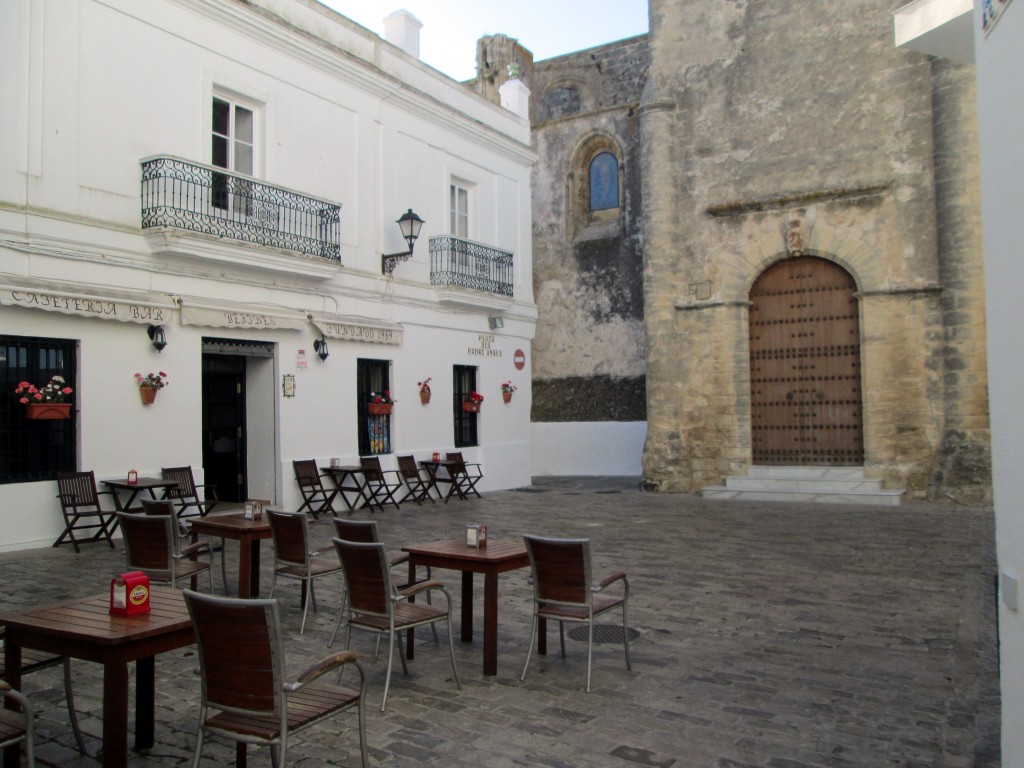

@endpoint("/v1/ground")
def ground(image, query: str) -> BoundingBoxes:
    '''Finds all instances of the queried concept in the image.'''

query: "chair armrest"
[596,571,628,590]
[388,553,410,567]
[0,679,33,714]
[177,540,211,558]
[286,650,362,691]
[396,580,447,601]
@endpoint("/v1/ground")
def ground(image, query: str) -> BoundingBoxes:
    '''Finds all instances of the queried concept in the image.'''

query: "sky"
[319,1,649,82]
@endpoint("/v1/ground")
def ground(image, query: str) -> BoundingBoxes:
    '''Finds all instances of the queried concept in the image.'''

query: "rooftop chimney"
[383,10,423,59]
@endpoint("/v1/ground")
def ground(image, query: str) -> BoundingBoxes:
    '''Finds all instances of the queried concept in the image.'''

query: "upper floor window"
[450,182,470,239]
[212,96,255,176]
[589,152,619,211]
[0,335,77,484]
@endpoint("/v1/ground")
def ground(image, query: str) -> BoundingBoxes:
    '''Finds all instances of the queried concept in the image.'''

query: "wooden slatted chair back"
[333,539,391,616]
[57,471,100,509]
[397,455,420,479]
[292,459,322,490]
[524,535,592,607]
[162,466,198,500]
[333,518,379,544]
[267,510,309,567]
[184,591,280,716]
[359,456,385,483]
[119,512,174,573]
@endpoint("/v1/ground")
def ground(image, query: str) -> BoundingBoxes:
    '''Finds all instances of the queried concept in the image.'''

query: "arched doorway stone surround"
[648,202,945,495]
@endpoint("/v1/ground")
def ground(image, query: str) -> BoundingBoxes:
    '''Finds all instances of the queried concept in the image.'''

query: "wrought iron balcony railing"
[428,236,513,297]
[141,156,341,262]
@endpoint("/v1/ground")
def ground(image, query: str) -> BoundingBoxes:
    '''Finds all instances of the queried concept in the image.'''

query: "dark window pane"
[0,335,77,484]
[589,152,619,211]
[212,98,230,136]
[211,135,228,170]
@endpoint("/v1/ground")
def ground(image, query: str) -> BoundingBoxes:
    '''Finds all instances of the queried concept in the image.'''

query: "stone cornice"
[705,184,891,217]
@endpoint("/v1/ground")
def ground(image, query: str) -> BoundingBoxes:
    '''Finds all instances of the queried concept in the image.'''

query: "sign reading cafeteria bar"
[1,286,172,324]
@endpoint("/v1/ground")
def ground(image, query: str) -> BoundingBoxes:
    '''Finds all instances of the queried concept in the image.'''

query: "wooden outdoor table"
[401,538,529,675]
[102,477,180,513]
[321,465,379,511]
[187,513,272,598]
[1,587,194,768]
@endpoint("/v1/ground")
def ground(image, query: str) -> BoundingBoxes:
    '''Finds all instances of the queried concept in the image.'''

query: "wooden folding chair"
[292,459,338,519]
[396,455,436,505]
[442,452,483,502]
[53,471,118,552]
[359,456,403,510]
[160,466,218,519]
[184,590,368,767]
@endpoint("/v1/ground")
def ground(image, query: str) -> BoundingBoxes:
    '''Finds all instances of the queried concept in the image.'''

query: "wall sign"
[983,0,1014,34]
[468,333,502,357]
[513,349,526,370]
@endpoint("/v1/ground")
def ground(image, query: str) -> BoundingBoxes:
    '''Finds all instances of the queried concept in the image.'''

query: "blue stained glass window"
[589,152,619,211]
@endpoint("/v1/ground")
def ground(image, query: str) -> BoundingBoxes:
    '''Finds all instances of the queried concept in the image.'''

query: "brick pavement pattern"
[0,478,999,767]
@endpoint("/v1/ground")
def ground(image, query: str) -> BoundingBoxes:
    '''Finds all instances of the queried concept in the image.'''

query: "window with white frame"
[211,94,257,212]
[449,181,471,239]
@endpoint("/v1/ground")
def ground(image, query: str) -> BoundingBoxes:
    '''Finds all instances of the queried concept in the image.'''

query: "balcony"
[428,236,513,310]
[140,156,340,278]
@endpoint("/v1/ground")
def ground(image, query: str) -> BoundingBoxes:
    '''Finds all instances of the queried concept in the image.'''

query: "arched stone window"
[589,152,619,211]
[568,134,623,236]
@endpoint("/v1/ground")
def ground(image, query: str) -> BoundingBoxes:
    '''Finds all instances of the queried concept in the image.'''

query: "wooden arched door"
[748,256,863,465]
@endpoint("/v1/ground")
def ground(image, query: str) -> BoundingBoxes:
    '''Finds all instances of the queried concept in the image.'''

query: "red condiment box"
[110,571,151,615]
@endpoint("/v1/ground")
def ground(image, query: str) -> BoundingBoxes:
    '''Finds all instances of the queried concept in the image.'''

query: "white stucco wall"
[530,422,646,477]
[0,0,537,551]
[974,1,1024,763]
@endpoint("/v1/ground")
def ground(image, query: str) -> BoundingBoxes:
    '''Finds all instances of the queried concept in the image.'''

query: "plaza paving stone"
[0,477,999,766]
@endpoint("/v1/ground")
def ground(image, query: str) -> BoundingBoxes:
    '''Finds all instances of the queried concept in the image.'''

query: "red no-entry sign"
[513,349,526,370]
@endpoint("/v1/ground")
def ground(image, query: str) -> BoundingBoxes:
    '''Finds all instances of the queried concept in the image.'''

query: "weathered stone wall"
[528,36,649,422]
[639,0,989,499]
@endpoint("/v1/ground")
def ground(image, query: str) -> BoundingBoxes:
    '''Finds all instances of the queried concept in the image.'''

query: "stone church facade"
[478,0,990,503]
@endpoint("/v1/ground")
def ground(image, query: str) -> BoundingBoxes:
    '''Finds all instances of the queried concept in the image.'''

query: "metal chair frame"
[0,680,35,767]
[116,511,215,593]
[184,590,368,768]
[267,510,344,634]
[332,538,461,711]
[520,534,631,693]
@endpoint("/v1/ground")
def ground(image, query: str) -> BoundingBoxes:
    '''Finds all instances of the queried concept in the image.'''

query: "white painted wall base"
[530,421,646,477]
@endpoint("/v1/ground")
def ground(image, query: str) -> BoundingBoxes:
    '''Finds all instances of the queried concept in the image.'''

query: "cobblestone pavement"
[0,477,1000,767]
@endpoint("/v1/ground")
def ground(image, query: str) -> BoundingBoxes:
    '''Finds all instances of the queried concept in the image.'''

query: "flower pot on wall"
[420,391,431,405]
[140,386,158,405]
[502,392,512,404]
[25,403,72,420]
[461,402,481,413]
[368,402,393,415]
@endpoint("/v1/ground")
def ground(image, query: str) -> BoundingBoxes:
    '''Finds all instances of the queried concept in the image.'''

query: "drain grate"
[567,624,640,644]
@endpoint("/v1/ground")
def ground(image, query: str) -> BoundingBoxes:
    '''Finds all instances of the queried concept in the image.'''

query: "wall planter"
[420,391,431,405]
[461,402,481,413]
[502,392,512,404]
[25,403,72,420]
[140,386,158,405]
[368,402,393,415]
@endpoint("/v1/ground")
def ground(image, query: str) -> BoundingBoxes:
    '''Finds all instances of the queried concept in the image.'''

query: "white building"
[896,0,1023,762]
[0,0,537,551]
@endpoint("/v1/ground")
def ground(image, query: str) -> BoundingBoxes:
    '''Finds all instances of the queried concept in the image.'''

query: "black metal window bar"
[428,236,513,296]
[141,156,341,262]
[0,336,77,484]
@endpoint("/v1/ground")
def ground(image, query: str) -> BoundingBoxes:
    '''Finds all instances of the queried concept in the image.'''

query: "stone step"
[701,466,903,506]
[700,485,904,506]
